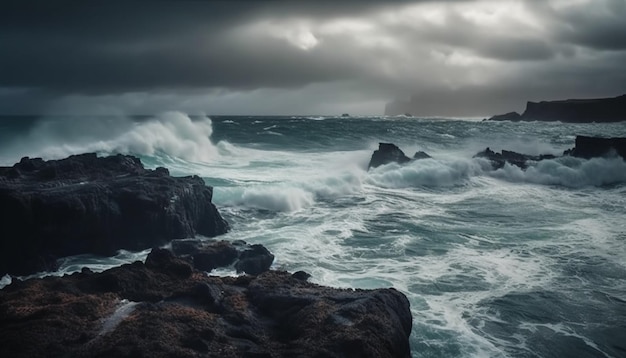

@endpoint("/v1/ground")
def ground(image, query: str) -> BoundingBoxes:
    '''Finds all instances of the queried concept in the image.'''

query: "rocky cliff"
[487,94,626,123]
[0,153,229,276]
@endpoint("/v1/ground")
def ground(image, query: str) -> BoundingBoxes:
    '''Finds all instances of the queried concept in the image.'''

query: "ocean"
[1,113,626,357]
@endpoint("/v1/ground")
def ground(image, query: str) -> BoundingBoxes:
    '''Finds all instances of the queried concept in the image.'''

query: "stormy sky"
[1,0,625,116]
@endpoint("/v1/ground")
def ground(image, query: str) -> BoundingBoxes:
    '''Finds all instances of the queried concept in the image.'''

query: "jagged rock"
[487,94,626,123]
[566,136,626,159]
[292,271,311,281]
[476,135,626,170]
[413,151,432,160]
[368,143,412,169]
[0,248,412,358]
[171,239,275,275]
[367,144,433,170]
[474,148,556,169]
[0,153,229,276]
[234,244,275,275]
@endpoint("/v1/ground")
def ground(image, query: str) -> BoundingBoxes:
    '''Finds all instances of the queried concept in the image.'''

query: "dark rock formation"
[171,239,275,275]
[0,248,412,358]
[413,151,432,160]
[475,135,625,170]
[368,143,412,169]
[566,136,626,159]
[0,153,229,276]
[367,144,433,170]
[486,111,522,122]
[474,148,556,169]
[487,94,626,123]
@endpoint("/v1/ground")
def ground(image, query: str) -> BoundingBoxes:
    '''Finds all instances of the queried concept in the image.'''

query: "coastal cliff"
[487,94,626,123]
[0,153,229,276]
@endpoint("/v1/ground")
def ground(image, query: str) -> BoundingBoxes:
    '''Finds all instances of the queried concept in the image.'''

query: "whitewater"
[1,112,625,358]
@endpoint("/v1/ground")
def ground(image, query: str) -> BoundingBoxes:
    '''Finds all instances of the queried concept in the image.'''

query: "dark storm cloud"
[1,0,625,115]
[0,2,359,93]
[528,0,626,51]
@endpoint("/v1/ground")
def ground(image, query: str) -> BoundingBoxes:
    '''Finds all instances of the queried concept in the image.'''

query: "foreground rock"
[171,239,275,275]
[0,153,229,276]
[487,94,626,123]
[0,248,412,358]
[368,143,431,169]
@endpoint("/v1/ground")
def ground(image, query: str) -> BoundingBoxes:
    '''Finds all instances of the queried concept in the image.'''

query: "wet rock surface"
[0,153,229,276]
[368,143,411,169]
[171,239,275,275]
[473,148,556,169]
[368,143,431,169]
[369,135,626,173]
[0,248,412,358]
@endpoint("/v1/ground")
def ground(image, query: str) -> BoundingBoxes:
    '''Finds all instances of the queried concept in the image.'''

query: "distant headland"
[486,94,626,123]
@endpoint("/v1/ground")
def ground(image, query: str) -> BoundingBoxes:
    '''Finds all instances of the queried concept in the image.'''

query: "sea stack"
[368,143,412,169]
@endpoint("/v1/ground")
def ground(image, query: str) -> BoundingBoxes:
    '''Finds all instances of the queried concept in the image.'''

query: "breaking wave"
[488,156,626,187]
[1,112,219,164]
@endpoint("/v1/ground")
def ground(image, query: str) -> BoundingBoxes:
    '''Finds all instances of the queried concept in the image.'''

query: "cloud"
[0,0,624,115]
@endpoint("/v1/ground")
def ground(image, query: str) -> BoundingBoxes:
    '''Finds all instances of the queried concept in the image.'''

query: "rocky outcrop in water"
[0,153,229,276]
[473,148,556,169]
[487,94,626,123]
[369,136,625,172]
[368,143,431,169]
[0,247,412,358]
[475,135,626,169]
[565,136,626,159]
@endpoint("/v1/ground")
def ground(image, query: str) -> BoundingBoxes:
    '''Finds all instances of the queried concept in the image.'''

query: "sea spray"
[2,114,626,357]
[0,112,219,164]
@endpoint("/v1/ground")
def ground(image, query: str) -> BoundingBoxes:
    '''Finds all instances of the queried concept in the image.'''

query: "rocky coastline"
[0,244,412,357]
[0,153,230,276]
[0,153,414,357]
[368,135,626,170]
[486,94,626,123]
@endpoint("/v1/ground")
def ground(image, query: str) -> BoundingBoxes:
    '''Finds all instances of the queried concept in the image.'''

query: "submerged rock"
[0,153,229,276]
[0,248,412,358]
[413,151,432,160]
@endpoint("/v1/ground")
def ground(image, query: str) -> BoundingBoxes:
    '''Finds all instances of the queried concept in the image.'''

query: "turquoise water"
[1,113,626,357]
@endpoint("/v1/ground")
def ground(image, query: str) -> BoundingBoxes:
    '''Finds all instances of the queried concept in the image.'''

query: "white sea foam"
[216,185,315,212]
[489,156,626,187]
[3,115,626,357]
[366,158,483,188]
[2,112,219,164]
[0,274,11,289]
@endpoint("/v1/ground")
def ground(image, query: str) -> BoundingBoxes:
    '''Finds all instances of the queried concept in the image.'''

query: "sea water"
[1,113,625,358]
